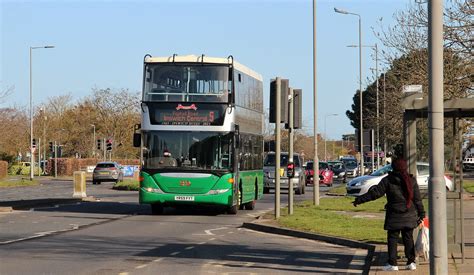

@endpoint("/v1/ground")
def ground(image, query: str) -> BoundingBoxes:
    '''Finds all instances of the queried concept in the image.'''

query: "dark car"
[92,162,124,184]
[342,159,359,178]
[328,161,347,183]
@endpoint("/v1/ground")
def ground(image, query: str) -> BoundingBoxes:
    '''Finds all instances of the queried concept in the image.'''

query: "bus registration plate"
[174,196,195,201]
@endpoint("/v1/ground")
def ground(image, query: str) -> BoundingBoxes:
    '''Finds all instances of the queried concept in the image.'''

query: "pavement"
[243,191,474,274]
[1,176,473,274]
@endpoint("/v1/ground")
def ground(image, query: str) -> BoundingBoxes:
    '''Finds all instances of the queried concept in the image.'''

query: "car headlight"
[354,181,367,187]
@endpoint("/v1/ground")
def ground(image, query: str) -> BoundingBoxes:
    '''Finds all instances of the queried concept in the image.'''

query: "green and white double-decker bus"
[135,54,264,214]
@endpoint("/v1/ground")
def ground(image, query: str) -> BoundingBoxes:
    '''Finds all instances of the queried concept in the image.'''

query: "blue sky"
[1,0,411,139]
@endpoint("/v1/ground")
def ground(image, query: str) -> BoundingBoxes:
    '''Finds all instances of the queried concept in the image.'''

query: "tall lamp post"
[312,0,319,205]
[324,114,338,161]
[334,7,364,175]
[348,43,379,169]
[90,124,96,158]
[29,45,55,181]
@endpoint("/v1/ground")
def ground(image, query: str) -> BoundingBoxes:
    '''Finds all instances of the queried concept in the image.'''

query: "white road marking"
[193,226,229,236]
[209,238,216,241]
[170,251,180,256]
[135,264,147,269]
[197,241,207,245]
[118,272,129,275]
[153,258,163,263]
[204,227,228,235]
[185,246,195,250]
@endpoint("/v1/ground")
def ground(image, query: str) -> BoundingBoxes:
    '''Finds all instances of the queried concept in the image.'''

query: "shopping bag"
[415,224,430,260]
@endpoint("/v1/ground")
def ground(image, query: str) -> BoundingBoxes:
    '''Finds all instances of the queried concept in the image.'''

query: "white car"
[346,162,454,196]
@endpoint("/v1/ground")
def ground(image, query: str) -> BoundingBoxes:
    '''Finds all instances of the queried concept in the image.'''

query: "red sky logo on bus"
[176,104,197,111]
[179,180,191,187]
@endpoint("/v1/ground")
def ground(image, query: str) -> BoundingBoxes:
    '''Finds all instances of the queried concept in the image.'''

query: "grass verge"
[464,179,474,193]
[276,197,387,243]
[275,196,429,244]
[113,179,139,191]
[0,177,38,188]
[328,185,347,195]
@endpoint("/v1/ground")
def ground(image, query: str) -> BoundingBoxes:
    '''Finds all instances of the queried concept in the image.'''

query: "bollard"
[133,170,140,181]
[73,171,87,198]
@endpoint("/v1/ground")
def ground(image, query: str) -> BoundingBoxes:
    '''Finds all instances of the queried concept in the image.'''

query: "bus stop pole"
[288,88,294,215]
[275,77,281,219]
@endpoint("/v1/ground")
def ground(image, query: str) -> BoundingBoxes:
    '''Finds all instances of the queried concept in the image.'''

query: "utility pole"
[288,88,294,215]
[428,0,447,273]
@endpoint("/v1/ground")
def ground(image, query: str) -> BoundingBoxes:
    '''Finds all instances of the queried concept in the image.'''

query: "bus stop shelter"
[402,93,474,262]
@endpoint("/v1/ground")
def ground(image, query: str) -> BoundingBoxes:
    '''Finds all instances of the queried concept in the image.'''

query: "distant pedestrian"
[352,158,425,271]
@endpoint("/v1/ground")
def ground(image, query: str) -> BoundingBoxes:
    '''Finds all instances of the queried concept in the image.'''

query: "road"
[0,179,368,274]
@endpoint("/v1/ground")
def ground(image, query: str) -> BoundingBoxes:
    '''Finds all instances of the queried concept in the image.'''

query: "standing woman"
[353,158,425,271]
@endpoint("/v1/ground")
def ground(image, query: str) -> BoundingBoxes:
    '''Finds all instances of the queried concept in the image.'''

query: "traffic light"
[49,142,53,152]
[97,139,102,150]
[32,138,37,148]
[287,162,295,178]
[106,139,112,151]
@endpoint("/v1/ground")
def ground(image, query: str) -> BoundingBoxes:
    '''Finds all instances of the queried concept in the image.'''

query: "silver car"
[92,162,124,184]
[263,152,305,195]
[346,162,454,196]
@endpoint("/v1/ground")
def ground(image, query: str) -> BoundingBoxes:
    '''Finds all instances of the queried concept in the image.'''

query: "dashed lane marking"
[185,246,195,250]
[135,264,147,269]
[170,251,180,256]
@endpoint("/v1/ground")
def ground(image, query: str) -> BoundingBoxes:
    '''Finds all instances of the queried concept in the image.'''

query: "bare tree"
[0,85,14,105]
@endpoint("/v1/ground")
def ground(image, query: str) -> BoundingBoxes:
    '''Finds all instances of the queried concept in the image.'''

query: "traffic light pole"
[38,138,41,177]
[288,88,294,215]
[103,138,106,161]
[54,141,57,178]
[275,77,281,219]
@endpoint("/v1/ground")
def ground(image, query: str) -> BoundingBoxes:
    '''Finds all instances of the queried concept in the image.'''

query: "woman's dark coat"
[354,172,425,230]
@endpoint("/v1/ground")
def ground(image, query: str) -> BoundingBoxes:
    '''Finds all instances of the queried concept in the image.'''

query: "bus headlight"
[145,187,164,194]
[207,189,230,195]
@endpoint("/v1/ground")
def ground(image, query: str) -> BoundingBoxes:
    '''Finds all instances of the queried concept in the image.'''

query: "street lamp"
[324,114,338,161]
[29,45,55,181]
[348,43,380,169]
[312,0,319,205]
[90,124,96,158]
[334,7,364,175]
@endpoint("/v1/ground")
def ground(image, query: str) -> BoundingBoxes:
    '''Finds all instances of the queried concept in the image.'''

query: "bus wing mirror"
[133,133,141,147]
